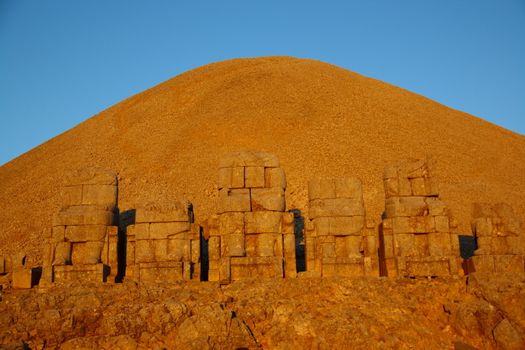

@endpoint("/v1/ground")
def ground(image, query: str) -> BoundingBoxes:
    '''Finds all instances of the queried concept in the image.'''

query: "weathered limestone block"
[12,269,34,289]
[218,167,245,189]
[208,236,221,261]
[314,216,365,236]
[71,241,104,265]
[230,257,283,280]
[256,233,279,257]
[54,264,108,283]
[137,261,185,283]
[218,188,251,213]
[81,184,117,209]
[54,205,114,226]
[245,166,265,188]
[309,198,365,218]
[244,235,257,256]
[385,197,428,217]
[149,222,190,239]
[222,233,245,257]
[245,211,282,233]
[65,225,107,242]
[250,187,285,211]
[61,185,83,207]
[53,242,72,265]
[219,212,245,235]
[265,167,286,189]
[135,202,190,223]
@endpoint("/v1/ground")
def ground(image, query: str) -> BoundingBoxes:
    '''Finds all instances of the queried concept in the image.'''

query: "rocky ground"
[1,273,524,349]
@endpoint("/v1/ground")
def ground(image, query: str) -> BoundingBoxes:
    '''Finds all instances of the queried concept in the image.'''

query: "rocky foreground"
[1,274,524,349]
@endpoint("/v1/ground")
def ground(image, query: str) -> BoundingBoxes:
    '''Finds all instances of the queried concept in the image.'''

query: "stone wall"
[126,202,200,283]
[381,158,459,277]
[471,203,525,274]
[40,168,119,286]
[304,178,378,277]
[206,151,295,283]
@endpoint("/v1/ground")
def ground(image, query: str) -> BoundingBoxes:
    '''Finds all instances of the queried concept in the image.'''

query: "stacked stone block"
[42,168,119,284]
[381,158,458,277]
[471,203,525,274]
[126,201,200,283]
[304,178,377,277]
[207,151,295,283]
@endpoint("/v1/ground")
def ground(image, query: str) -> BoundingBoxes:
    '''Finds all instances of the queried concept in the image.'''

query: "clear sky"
[1,1,524,165]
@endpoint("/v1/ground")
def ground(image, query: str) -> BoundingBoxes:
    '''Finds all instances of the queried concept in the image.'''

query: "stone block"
[138,261,184,283]
[65,225,107,242]
[61,185,83,207]
[53,242,72,265]
[135,203,189,223]
[219,257,231,283]
[471,255,495,273]
[383,178,399,198]
[393,217,410,233]
[435,215,450,233]
[217,167,245,189]
[321,242,336,258]
[336,262,365,277]
[265,167,286,189]
[394,233,417,257]
[314,216,364,236]
[218,188,251,213]
[205,215,220,237]
[208,268,220,282]
[256,233,278,256]
[219,212,245,235]
[223,233,245,257]
[281,212,295,234]
[54,206,114,226]
[309,198,364,218]
[245,166,265,188]
[219,151,279,168]
[54,263,109,283]
[507,236,525,255]
[208,236,221,260]
[410,177,426,196]
[385,197,428,217]
[308,178,336,201]
[52,225,66,243]
[283,234,295,258]
[190,239,200,264]
[244,235,257,256]
[398,177,412,196]
[414,233,430,256]
[426,198,447,216]
[364,235,378,257]
[335,236,362,257]
[428,233,452,256]
[405,258,451,277]
[251,187,285,211]
[405,159,427,178]
[71,241,104,265]
[135,240,156,263]
[127,223,150,240]
[149,222,190,239]
[424,178,439,197]
[494,255,525,273]
[166,238,189,260]
[0,256,5,274]
[81,184,117,209]
[12,269,34,289]
[382,234,395,259]
[245,211,282,233]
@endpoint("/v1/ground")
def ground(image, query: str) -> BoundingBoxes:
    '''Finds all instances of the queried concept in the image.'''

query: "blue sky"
[1,1,524,165]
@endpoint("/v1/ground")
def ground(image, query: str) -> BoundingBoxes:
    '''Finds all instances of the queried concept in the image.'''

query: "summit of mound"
[1,56,524,259]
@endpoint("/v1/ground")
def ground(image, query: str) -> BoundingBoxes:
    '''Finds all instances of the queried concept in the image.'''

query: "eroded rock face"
[0,275,523,349]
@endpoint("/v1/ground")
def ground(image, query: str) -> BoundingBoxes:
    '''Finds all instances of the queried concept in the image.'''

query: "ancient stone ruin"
[205,151,296,283]
[41,168,119,284]
[304,178,378,277]
[2,151,524,290]
[380,158,460,277]
[126,202,200,283]
[471,203,525,273]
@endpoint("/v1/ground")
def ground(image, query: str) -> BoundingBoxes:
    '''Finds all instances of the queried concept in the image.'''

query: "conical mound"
[1,56,524,259]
